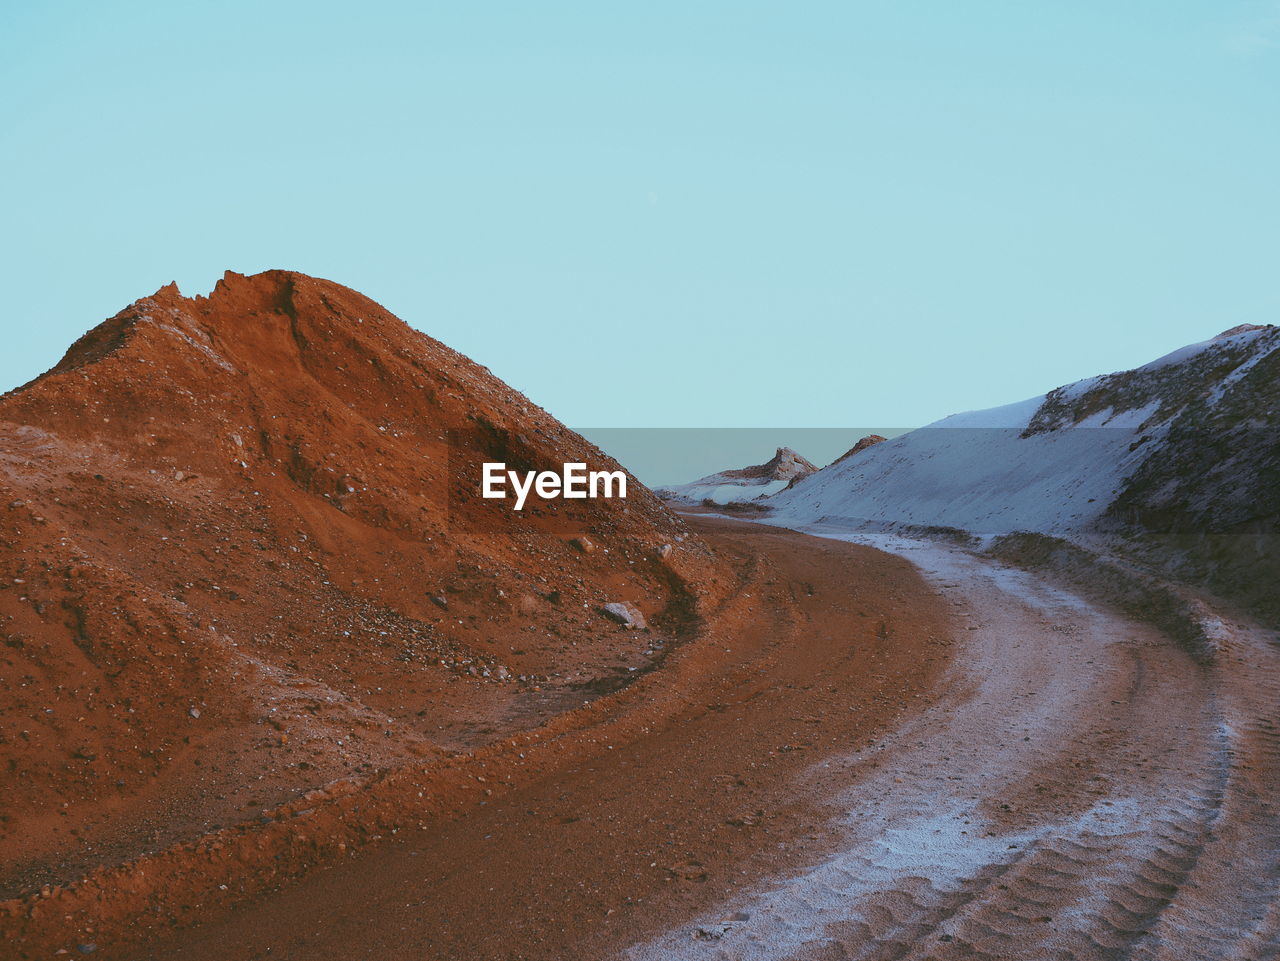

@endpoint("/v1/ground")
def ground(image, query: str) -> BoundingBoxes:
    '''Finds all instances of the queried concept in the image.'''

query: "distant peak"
[763,447,818,479]
[715,447,818,482]
[832,434,888,466]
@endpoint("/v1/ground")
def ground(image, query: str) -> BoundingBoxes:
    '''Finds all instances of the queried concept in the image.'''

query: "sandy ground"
[94,516,951,961]
[627,526,1280,959]
[13,516,1280,960]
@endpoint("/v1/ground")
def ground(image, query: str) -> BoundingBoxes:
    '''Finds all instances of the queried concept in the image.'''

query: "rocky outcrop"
[833,434,888,465]
[659,447,818,506]
[717,447,818,482]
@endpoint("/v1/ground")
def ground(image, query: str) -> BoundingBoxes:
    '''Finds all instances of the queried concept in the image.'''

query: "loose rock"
[601,601,646,630]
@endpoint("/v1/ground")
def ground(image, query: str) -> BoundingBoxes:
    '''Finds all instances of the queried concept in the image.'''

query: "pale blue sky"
[2,2,1277,426]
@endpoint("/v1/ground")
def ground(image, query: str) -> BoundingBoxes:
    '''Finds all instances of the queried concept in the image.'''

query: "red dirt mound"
[0,270,727,899]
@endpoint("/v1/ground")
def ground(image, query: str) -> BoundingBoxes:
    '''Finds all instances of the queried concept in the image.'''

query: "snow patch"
[927,393,1045,430]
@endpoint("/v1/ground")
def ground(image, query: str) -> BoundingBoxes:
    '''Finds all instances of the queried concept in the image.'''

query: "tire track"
[624,532,1280,961]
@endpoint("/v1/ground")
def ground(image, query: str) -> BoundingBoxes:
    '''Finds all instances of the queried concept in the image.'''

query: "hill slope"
[0,270,725,895]
[771,325,1277,534]
[769,324,1280,620]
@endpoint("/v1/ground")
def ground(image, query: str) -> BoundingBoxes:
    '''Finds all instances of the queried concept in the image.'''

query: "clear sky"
[2,2,1277,427]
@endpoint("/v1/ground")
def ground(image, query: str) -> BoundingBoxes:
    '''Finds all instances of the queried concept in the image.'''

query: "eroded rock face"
[718,447,819,482]
[660,447,820,506]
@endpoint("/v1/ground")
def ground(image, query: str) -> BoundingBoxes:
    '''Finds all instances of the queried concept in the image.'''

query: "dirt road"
[55,519,1280,960]
[629,527,1280,960]
[116,516,951,961]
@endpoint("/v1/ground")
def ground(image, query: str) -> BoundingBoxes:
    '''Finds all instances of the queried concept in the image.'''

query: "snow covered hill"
[767,325,1280,539]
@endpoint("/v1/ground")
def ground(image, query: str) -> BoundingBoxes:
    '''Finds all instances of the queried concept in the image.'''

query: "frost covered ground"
[625,529,1280,961]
